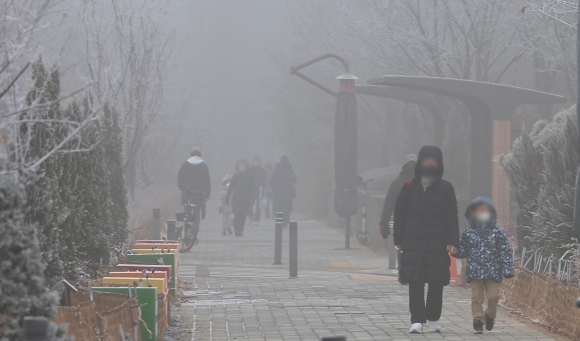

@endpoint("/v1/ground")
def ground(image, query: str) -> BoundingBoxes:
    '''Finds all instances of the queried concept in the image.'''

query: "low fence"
[500,269,580,339]
[54,290,141,341]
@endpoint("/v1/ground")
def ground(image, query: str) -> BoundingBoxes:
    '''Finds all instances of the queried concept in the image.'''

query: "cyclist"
[177,147,211,244]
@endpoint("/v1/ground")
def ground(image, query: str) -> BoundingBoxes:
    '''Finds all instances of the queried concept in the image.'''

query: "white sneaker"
[427,320,441,332]
[409,323,423,334]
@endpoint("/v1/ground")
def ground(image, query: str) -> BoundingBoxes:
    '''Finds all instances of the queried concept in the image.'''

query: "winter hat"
[465,197,497,228]
[405,154,417,163]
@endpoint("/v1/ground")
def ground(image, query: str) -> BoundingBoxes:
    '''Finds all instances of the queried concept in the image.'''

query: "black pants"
[233,213,246,236]
[408,280,444,324]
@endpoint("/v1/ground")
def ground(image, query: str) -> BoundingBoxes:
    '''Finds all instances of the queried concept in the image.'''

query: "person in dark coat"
[248,156,267,225]
[379,154,417,236]
[393,145,459,334]
[226,159,256,237]
[379,154,416,285]
[177,147,211,244]
[271,155,297,226]
[263,163,274,219]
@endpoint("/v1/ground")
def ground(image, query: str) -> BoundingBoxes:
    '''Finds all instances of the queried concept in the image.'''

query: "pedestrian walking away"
[226,159,256,237]
[271,155,297,226]
[263,162,274,219]
[177,147,211,245]
[248,156,267,225]
[393,145,459,334]
[452,197,514,334]
[218,170,235,236]
[379,154,416,284]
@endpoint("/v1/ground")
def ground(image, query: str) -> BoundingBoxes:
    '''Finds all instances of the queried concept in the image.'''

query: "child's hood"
[465,196,497,229]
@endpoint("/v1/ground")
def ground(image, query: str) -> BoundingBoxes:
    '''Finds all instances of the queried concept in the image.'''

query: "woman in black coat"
[270,155,297,225]
[226,159,256,236]
[393,145,459,334]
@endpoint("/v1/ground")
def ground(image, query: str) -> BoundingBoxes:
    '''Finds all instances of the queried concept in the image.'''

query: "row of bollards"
[273,212,298,278]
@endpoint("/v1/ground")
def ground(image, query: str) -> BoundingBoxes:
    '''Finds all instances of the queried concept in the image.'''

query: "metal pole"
[345,216,351,249]
[274,212,283,265]
[574,0,580,241]
[152,208,161,240]
[289,222,298,278]
[166,220,176,241]
[387,222,397,269]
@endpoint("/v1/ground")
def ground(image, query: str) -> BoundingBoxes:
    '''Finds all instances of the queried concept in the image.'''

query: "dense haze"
[5,0,578,221]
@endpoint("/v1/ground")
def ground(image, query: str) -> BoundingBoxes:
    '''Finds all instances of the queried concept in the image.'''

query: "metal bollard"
[152,208,161,239]
[23,316,48,341]
[166,220,176,241]
[345,216,351,249]
[289,221,298,277]
[387,222,396,269]
[274,212,283,265]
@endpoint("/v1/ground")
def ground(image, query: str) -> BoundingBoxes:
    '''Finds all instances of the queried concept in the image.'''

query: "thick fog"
[10,0,578,221]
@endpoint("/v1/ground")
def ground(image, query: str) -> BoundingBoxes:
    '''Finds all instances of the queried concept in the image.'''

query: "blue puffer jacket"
[455,197,514,283]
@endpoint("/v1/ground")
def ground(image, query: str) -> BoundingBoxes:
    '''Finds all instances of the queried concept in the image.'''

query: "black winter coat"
[393,146,459,286]
[249,165,267,197]
[271,162,297,211]
[226,171,256,215]
[380,163,415,225]
[177,157,211,204]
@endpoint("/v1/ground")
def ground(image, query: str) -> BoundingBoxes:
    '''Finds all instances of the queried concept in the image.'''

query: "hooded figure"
[271,155,297,225]
[393,145,459,331]
[226,159,256,236]
[177,147,211,244]
[454,197,514,332]
[380,155,417,237]
[455,197,514,283]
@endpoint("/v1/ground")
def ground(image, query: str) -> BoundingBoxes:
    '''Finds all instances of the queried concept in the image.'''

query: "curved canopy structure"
[367,76,566,199]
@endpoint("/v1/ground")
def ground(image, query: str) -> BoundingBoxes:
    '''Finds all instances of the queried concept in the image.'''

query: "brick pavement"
[174,202,562,341]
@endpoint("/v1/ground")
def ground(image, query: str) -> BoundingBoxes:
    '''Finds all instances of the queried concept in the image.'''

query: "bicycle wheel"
[179,223,196,252]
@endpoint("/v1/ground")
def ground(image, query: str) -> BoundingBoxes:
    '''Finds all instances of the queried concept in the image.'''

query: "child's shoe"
[473,319,484,334]
[485,313,494,331]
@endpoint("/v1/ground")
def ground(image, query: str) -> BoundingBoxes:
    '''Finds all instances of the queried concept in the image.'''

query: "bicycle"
[175,201,198,252]
[356,176,374,246]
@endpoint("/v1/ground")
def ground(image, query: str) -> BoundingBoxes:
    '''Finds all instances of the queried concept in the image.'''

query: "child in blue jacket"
[453,197,514,334]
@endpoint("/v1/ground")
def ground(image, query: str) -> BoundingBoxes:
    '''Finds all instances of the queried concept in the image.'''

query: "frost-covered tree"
[0,155,59,339]
[101,103,128,245]
[20,58,66,285]
[500,106,579,256]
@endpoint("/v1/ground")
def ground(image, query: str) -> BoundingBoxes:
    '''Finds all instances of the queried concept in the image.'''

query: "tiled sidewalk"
[174,202,561,340]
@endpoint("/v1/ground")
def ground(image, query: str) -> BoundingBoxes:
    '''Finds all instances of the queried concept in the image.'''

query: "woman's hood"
[414,145,444,179]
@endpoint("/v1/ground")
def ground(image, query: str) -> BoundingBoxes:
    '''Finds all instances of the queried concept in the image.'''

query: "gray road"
[173,201,560,341]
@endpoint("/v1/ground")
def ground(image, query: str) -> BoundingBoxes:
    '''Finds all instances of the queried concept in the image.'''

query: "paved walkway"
[173,202,561,341]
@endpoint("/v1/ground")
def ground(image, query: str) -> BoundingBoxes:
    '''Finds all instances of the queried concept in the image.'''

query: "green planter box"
[92,287,158,341]
[126,253,177,298]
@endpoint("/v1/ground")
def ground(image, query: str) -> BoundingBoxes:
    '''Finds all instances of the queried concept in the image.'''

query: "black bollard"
[274,212,283,265]
[387,222,397,269]
[23,316,48,341]
[321,336,346,341]
[166,220,176,241]
[152,208,161,240]
[289,221,298,277]
[345,216,351,249]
